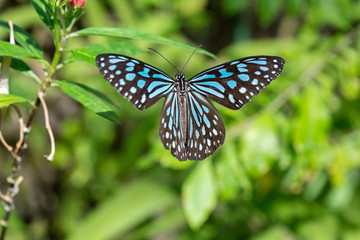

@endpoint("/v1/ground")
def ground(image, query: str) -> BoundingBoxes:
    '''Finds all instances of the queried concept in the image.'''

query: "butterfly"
[95,50,284,161]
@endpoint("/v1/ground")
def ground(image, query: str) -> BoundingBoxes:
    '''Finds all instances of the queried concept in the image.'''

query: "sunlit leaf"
[0,94,31,107]
[0,41,38,59]
[68,27,215,58]
[0,20,44,59]
[64,42,142,65]
[30,0,54,30]
[55,80,119,123]
[182,160,217,229]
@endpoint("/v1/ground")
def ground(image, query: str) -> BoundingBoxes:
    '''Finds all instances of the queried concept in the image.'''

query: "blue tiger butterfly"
[95,48,284,161]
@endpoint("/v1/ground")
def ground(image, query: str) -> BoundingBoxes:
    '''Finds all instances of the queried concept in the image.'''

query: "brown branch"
[0,110,13,152]
[11,105,24,154]
[38,91,55,161]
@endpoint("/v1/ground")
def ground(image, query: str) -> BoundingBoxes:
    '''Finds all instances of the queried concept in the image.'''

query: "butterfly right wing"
[186,91,225,160]
[96,54,175,110]
[189,56,285,110]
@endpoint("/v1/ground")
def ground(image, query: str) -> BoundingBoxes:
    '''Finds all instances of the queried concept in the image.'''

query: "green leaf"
[182,160,217,229]
[55,80,119,123]
[31,0,54,30]
[67,178,176,240]
[0,56,41,82]
[64,42,142,65]
[0,41,39,59]
[0,20,44,59]
[68,27,215,58]
[0,94,31,108]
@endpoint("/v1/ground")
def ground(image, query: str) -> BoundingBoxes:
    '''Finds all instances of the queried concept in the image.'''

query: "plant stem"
[0,4,68,239]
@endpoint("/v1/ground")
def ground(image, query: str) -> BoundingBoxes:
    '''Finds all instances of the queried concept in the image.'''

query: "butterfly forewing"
[186,91,225,160]
[159,92,187,161]
[189,56,285,110]
[96,54,174,110]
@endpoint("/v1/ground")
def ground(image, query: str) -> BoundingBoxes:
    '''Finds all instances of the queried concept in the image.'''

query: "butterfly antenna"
[148,48,179,72]
[181,44,202,72]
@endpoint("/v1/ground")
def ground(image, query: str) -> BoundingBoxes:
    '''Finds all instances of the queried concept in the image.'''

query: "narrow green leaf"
[67,179,176,240]
[0,20,44,59]
[0,56,41,82]
[0,41,38,59]
[0,94,31,108]
[64,42,142,65]
[31,0,54,30]
[55,80,119,123]
[68,27,215,58]
[182,161,218,229]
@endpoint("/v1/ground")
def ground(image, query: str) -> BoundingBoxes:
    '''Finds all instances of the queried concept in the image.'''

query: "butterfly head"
[175,72,187,94]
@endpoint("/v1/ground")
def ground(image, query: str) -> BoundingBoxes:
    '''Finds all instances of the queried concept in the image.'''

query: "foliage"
[0,0,359,239]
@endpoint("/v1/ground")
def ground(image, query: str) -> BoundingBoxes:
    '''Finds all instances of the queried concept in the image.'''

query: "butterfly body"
[95,53,285,161]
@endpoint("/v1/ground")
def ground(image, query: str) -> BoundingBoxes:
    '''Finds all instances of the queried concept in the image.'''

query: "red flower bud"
[69,0,85,7]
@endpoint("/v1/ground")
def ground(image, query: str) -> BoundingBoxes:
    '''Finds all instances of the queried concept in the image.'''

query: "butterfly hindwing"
[159,92,187,161]
[186,91,225,160]
[96,54,174,110]
[189,56,285,110]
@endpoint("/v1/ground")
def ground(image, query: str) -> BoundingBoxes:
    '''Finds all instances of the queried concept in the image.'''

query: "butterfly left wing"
[159,92,187,161]
[189,56,285,110]
[96,54,174,110]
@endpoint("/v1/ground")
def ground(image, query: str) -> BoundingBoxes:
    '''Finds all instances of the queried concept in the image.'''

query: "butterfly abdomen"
[178,94,188,149]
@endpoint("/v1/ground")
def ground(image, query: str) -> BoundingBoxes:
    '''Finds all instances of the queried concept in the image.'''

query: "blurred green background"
[1,0,360,239]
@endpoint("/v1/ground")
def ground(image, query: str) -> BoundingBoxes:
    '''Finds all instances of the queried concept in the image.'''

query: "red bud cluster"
[68,0,85,7]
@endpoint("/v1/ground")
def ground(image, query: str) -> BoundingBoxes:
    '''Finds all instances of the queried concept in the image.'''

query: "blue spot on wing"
[195,81,225,92]
[227,80,237,89]
[192,74,216,81]
[148,81,169,92]
[203,115,210,128]
[202,105,209,113]
[139,68,150,78]
[189,120,193,138]
[192,85,225,98]
[251,79,258,85]
[219,69,233,78]
[109,59,123,64]
[126,73,136,81]
[137,80,146,88]
[238,74,250,81]
[153,74,172,81]
[238,67,248,73]
[247,60,267,65]
[149,85,172,98]
[109,65,116,71]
